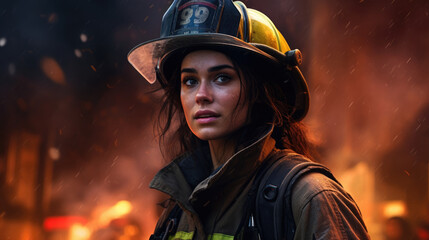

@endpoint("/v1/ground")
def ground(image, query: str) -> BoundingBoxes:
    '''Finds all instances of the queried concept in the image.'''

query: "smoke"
[306,0,429,165]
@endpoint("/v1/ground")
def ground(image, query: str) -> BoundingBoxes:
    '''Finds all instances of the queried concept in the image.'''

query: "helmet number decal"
[179,7,194,25]
[175,1,218,34]
[194,7,209,24]
[179,6,210,25]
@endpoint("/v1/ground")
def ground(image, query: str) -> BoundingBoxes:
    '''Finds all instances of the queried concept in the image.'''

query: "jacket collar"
[149,124,276,212]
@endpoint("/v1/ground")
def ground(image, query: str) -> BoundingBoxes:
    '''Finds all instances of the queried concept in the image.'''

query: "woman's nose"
[195,81,213,104]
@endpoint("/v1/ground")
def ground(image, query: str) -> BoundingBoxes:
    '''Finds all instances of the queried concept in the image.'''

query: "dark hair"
[156,49,313,160]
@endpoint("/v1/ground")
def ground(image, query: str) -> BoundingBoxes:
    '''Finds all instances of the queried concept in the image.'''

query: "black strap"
[250,151,339,240]
[253,152,308,240]
[235,150,287,239]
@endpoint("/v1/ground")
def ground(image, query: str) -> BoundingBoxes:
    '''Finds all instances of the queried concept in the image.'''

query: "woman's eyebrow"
[181,65,236,74]
[181,68,197,73]
[208,64,235,72]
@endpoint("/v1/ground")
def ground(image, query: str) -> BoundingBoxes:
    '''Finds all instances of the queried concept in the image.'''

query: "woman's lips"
[196,116,218,124]
[194,110,220,124]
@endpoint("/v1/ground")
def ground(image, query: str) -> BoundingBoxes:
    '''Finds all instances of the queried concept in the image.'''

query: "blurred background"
[1,0,428,239]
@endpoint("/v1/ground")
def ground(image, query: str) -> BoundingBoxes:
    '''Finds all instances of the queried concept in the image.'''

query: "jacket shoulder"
[291,172,370,239]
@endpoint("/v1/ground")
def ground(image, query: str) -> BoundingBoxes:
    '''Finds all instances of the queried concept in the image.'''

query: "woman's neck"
[208,138,237,169]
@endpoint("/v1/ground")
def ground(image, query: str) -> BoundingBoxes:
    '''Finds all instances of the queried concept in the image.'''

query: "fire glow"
[43,216,88,231]
[44,200,135,239]
[97,200,133,227]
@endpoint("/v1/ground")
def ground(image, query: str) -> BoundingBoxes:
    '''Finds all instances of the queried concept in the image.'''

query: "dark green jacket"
[150,126,370,239]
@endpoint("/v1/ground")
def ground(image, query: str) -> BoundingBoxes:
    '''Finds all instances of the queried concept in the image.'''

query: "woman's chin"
[193,130,224,141]
[195,133,219,141]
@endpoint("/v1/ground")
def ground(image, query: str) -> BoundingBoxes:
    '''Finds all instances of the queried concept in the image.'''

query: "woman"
[128,0,370,239]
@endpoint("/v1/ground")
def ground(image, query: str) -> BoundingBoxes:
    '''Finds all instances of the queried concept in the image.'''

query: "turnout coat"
[149,125,370,239]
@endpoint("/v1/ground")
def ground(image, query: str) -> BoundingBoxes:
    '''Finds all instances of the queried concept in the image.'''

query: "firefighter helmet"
[128,0,309,121]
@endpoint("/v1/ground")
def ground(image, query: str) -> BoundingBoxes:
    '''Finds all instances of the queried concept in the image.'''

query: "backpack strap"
[236,151,287,240]
[253,151,339,240]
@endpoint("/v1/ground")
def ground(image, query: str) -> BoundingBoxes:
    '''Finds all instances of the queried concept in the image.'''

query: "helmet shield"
[128,33,277,84]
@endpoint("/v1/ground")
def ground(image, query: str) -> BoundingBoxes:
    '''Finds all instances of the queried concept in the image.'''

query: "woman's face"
[180,50,249,141]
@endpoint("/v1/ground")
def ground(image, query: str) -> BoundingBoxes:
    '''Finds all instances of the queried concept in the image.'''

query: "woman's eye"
[182,78,198,86]
[214,75,231,83]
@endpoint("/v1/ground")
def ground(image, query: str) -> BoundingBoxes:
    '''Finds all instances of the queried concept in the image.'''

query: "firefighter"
[128,0,370,239]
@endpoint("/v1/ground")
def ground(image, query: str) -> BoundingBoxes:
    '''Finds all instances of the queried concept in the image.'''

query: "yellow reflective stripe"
[208,233,234,240]
[166,231,234,240]
[168,231,194,240]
